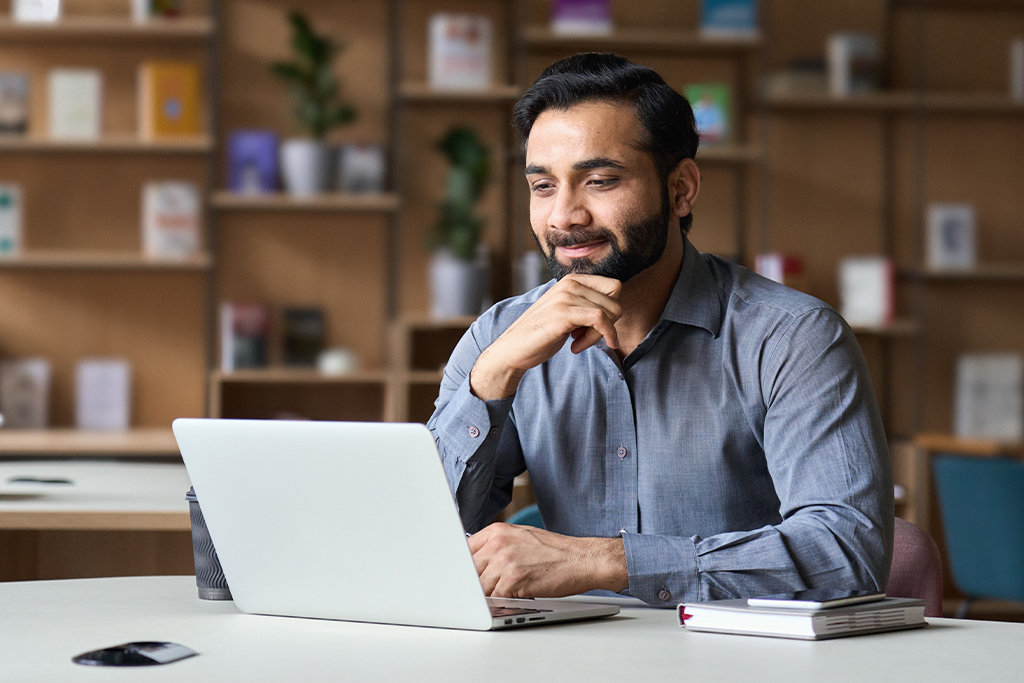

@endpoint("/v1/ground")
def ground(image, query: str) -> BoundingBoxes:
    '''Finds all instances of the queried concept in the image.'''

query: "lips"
[556,240,609,259]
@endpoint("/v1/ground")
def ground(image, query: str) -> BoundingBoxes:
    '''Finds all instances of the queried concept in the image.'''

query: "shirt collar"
[659,237,723,337]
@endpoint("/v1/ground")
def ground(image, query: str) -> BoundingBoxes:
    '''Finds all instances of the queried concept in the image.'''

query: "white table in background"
[0,576,1021,682]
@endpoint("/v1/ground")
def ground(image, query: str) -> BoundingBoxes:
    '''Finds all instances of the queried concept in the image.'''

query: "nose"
[546,186,590,232]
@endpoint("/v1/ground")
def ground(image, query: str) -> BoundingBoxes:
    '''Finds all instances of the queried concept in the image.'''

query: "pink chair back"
[888,517,943,617]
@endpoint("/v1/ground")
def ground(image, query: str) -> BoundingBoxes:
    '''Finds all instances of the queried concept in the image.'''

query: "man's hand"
[470,274,622,401]
[468,522,628,599]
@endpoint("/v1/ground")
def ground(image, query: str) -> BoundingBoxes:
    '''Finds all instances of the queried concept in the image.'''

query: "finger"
[564,306,619,350]
[563,274,623,299]
[467,523,497,553]
[555,281,623,322]
[478,565,499,596]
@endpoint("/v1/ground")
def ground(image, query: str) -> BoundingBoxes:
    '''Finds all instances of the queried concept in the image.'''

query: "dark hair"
[512,53,699,233]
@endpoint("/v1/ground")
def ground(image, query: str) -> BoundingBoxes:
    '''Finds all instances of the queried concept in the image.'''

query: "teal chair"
[506,504,544,529]
[932,455,1024,618]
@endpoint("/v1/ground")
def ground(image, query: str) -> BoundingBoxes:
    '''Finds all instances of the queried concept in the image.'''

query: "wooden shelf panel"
[767,91,1024,114]
[0,251,212,271]
[212,369,389,385]
[396,315,478,331]
[914,433,1024,457]
[697,145,762,164]
[0,510,190,531]
[0,136,214,154]
[399,82,522,102]
[211,192,400,213]
[0,428,179,457]
[0,16,214,40]
[522,26,763,52]
[901,264,1024,281]
[850,318,920,337]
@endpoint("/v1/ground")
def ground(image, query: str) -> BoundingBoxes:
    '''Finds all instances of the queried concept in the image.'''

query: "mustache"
[545,227,617,249]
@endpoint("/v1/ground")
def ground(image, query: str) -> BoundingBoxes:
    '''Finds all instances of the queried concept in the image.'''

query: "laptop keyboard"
[489,606,554,618]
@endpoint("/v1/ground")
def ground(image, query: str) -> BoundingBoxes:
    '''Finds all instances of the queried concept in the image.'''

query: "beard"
[534,188,671,283]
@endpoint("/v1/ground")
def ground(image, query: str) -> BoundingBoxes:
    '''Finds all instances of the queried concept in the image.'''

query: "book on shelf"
[1012,38,1024,102]
[679,596,926,640]
[48,69,102,140]
[0,358,51,429]
[227,130,279,194]
[75,359,132,430]
[220,303,269,372]
[282,308,326,367]
[827,33,879,97]
[337,142,386,194]
[428,13,492,91]
[955,353,1023,443]
[132,0,182,23]
[763,58,828,97]
[700,0,758,37]
[926,203,976,270]
[550,0,613,36]
[12,0,60,23]
[838,256,895,328]
[0,72,29,135]
[684,83,731,146]
[754,253,805,292]
[141,181,201,259]
[0,183,23,257]
[138,61,202,140]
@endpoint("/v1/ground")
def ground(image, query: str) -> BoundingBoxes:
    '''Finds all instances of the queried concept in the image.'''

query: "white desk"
[0,461,191,530]
[0,576,1021,682]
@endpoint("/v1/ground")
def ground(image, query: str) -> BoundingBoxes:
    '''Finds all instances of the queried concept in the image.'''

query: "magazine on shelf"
[141,181,201,259]
[227,130,279,194]
[0,183,23,257]
[685,83,731,145]
[827,33,880,96]
[838,255,895,328]
[48,69,102,140]
[220,303,270,372]
[550,0,613,36]
[428,13,492,91]
[926,203,976,270]
[138,61,202,140]
[700,0,758,37]
[955,354,1023,443]
[75,359,132,430]
[12,0,61,23]
[0,73,29,135]
[0,359,52,429]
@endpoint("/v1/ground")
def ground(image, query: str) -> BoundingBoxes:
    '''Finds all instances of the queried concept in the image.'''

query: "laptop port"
[528,617,544,621]
[504,619,512,625]
[516,617,526,623]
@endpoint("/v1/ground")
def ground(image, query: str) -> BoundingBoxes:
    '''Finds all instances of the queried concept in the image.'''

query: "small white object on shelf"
[926,203,976,270]
[1010,37,1024,103]
[47,68,102,140]
[0,358,51,429]
[955,353,1023,443]
[12,0,61,23]
[141,181,201,259]
[827,33,879,97]
[0,183,23,257]
[428,13,492,91]
[317,348,359,376]
[838,255,894,328]
[75,359,132,430]
[337,143,386,194]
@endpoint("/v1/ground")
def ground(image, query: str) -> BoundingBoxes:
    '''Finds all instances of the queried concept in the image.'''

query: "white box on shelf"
[955,353,1023,443]
[48,69,102,140]
[926,203,976,270]
[827,33,879,97]
[428,13,492,91]
[0,358,51,428]
[838,255,894,328]
[0,183,23,257]
[75,359,132,430]
[142,181,201,259]
[13,0,61,23]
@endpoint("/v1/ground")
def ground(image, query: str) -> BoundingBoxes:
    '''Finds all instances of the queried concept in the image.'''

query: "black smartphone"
[72,642,198,666]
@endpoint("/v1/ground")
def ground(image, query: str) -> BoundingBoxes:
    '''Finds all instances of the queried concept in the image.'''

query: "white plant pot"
[280,138,331,197]
[429,249,486,319]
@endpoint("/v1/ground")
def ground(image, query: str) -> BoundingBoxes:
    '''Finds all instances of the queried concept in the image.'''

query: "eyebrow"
[524,157,627,176]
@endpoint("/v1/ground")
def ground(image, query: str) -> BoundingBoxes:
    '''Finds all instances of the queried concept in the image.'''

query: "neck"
[613,232,685,358]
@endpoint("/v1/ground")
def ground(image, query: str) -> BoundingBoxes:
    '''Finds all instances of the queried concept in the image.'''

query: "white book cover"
[13,0,61,23]
[0,358,51,428]
[428,13,492,91]
[75,359,132,430]
[48,69,102,140]
[838,256,894,328]
[927,203,976,270]
[827,33,879,97]
[0,183,23,256]
[142,181,201,259]
[955,354,1023,443]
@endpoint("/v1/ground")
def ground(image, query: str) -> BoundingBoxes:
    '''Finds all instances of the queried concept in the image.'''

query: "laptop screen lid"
[173,418,494,631]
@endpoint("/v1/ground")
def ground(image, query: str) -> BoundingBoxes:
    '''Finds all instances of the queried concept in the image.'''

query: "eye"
[587,177,619,188]
[530,181,554,194]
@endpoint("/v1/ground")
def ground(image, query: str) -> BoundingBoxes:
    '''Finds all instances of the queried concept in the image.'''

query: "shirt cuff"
[440,375,515,465]
[622,532,700,605]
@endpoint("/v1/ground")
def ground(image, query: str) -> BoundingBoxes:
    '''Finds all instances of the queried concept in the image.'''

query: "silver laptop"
[172,418,619,630]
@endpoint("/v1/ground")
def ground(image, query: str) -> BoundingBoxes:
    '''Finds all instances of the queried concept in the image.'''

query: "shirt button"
[658,589,671,602]
[617,446,627,459]
[489,427,499,436]
[468,426,480,438]
[617,372,624,380]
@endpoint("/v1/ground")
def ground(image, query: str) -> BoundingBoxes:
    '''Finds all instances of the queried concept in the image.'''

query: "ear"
[667,158,700,219]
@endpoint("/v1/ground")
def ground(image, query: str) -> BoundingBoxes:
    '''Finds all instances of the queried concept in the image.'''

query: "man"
[427,53,893,606]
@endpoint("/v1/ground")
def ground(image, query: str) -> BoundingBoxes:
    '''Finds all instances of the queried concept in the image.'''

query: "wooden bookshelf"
[902,264,1024,282]
[0,16,214,41]
[210,369,391,422]
[696,145,762,164]
[521,26,763,52]
[210,192,400,213]
[0,136,214,154]
[767,91,1024,115]
[0,428,179,457]
[850,318,920,337]
[0,251,212,271]
[210,368,389,384]
[399,83,522,102]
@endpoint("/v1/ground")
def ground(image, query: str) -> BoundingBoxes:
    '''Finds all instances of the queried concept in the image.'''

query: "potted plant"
[271,11,356,196]
[427,127,491,318]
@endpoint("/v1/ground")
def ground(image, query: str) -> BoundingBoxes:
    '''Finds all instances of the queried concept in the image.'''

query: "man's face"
[525,101,670,283]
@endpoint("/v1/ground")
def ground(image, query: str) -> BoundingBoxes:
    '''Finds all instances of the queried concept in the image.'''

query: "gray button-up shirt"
[428,239,894,605]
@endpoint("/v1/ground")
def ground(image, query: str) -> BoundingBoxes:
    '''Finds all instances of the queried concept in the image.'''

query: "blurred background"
[0,0,1022,620]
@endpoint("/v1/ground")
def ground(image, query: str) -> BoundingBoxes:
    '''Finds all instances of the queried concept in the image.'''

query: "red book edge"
[677,604,692,626]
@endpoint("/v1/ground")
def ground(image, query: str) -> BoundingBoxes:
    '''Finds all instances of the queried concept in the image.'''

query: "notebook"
[172,418,620,630]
